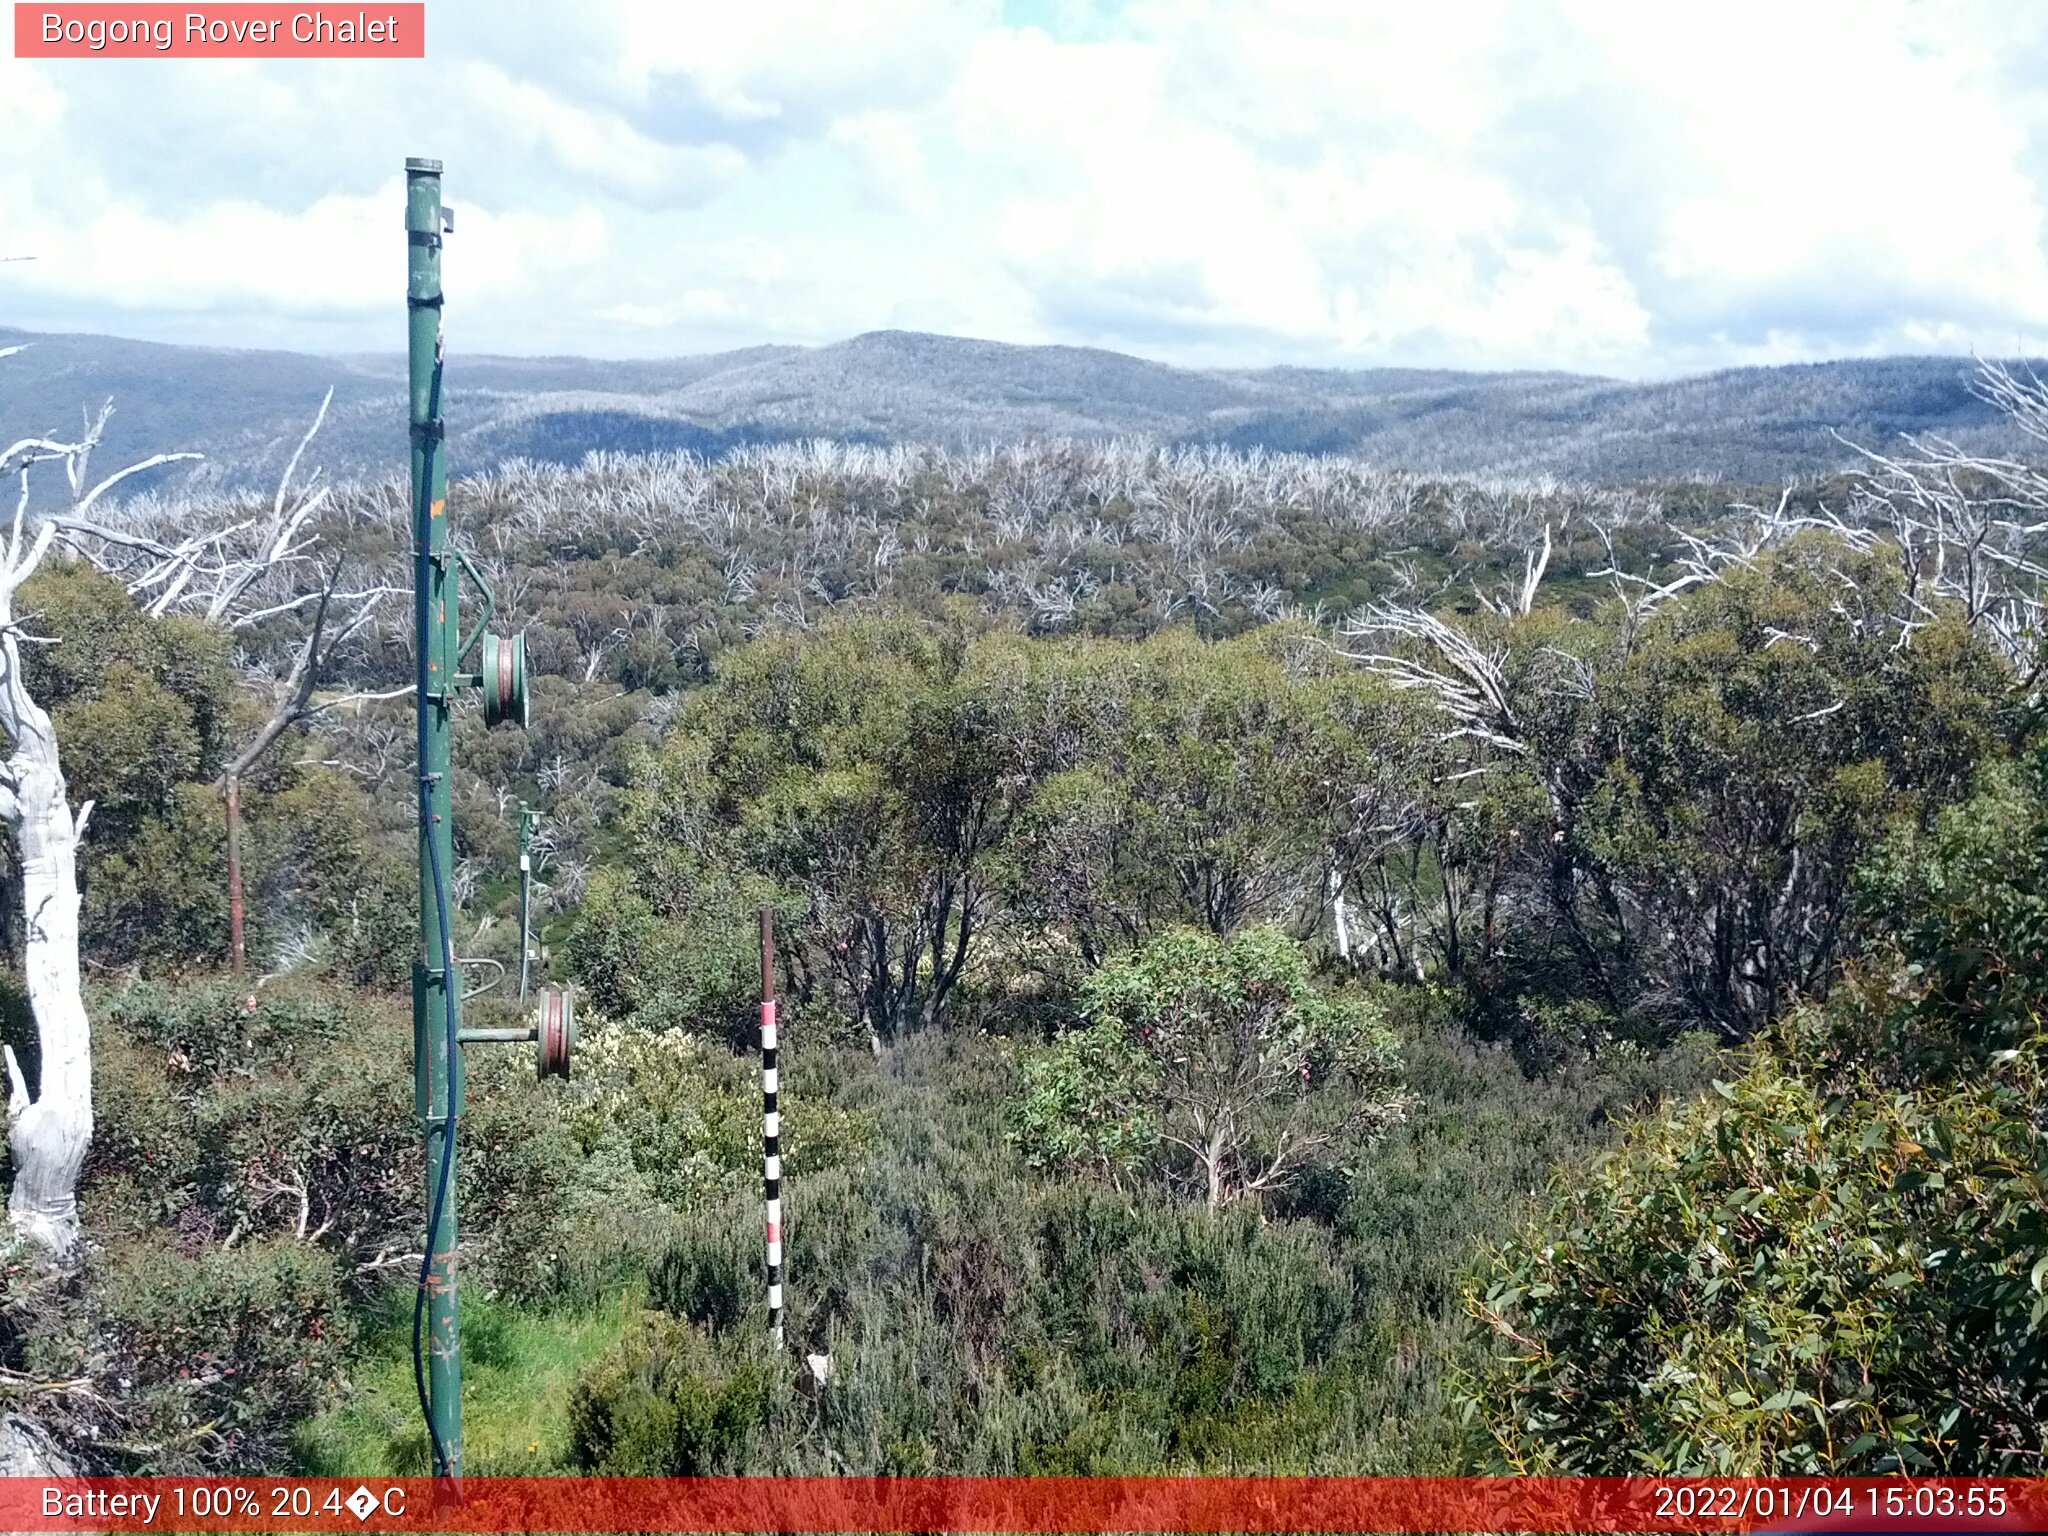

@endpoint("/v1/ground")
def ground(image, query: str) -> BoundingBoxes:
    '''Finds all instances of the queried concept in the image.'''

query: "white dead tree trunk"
[0,514,91,1260]
[0,375,198,1260]
[1328,864,1352,964]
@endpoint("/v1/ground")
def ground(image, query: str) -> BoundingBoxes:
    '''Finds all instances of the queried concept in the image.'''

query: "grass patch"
[295,1286,639,1475]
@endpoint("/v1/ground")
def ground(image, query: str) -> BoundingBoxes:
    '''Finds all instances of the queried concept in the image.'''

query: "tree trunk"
[0,736,92,1263]
[225,772,247,974]
[1329,865,1351,965]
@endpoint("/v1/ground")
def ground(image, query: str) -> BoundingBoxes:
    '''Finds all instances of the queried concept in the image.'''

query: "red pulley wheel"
[481,631,530,730]
[496,633,514,718]
[536,986,574,1080]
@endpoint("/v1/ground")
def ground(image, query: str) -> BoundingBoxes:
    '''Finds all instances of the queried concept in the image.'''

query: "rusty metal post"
[224,774,247,974]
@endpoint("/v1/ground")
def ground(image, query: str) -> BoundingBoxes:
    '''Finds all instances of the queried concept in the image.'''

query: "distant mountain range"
[1,325,2037,498]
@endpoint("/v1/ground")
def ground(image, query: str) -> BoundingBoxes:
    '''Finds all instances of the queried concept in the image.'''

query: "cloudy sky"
[5,0,2048,376]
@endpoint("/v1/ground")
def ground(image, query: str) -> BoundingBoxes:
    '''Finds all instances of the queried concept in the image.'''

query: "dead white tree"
[1338,602,1527,759]
[1838,359,2048,689]
[1586,521,1720,652]
[1475,519,1555,619]
[0,383,199,1261]
[0,513,92,1261]
[0,370,398,1258]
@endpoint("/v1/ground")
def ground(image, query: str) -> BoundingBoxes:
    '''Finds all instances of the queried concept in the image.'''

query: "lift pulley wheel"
[536,986,574,1080]
[481,630,530,730]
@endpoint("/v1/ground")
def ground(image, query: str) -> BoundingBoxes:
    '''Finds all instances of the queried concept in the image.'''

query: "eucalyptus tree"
[1340,516,2010,1039]
[1465,742,2048,1474]
[53,391,404,972]
[1015,925,1409,1211]
[1001,628,1389,948]
[632,613,1039,1048]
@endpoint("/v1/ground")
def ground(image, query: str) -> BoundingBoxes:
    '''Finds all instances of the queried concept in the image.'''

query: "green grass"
[294,1286,639,1475]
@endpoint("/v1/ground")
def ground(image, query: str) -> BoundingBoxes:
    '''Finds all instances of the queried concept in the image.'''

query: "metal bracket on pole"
[452,547,497,668]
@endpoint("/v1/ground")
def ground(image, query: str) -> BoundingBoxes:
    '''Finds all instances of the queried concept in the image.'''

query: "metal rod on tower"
[517,804,537,1001]
[761,907,784,1351]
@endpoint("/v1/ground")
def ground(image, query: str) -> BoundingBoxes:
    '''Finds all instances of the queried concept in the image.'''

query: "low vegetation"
[1,360,2045,1474]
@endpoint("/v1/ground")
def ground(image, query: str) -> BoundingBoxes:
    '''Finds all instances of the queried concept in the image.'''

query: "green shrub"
[1856,748,2048,1065]
[622,1028,1553,1475]
[568,1020,872,1210]
[98,1235,354,1471]
[567,1310,774,1473]
[247,772,417,985]
[83,782,231,972]
[450,1013,874,1308]
[648,1199,757,1334]
[1461,1026,2048,1474]
[88,976,417,1266]
[452,1040,604,1305]
[102,976,352,1077]
[1019,1183,1352,1427]
[1016,927,1409,1209]
[566,867,790,1049]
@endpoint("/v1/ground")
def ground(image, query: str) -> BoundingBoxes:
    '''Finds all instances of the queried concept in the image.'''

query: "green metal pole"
[406,156,463,1481]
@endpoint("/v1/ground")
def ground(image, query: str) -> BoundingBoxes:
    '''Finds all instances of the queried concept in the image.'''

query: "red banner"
[13,5,424,58]
[0,1477,2040,1533]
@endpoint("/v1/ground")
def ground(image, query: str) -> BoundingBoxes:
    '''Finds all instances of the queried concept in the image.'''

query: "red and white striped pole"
[760,907,783,1351]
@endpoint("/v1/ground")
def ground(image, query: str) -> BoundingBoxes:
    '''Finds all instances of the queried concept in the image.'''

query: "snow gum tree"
[0,511,93,1259]
[0,362,195,1260]
[1017,925,1411,1211]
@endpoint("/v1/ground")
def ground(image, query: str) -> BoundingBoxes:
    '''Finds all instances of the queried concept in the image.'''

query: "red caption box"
[1,1476,2044,1533]
[14,3,424,57]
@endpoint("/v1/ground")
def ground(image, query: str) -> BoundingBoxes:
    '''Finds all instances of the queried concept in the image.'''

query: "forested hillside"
[1,359,2045,1476]
[4,326,2042,499]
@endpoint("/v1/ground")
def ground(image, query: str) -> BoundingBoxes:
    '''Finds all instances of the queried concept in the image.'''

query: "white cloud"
[828,112,938,218]
[5,178,603,318]
[601,0,996,128]
[0,1,2043,372]
[453,64,746,204]
[948,16,1649,365]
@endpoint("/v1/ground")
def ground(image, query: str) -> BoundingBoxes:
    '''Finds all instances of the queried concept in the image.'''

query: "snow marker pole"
[761,907,784,1350]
